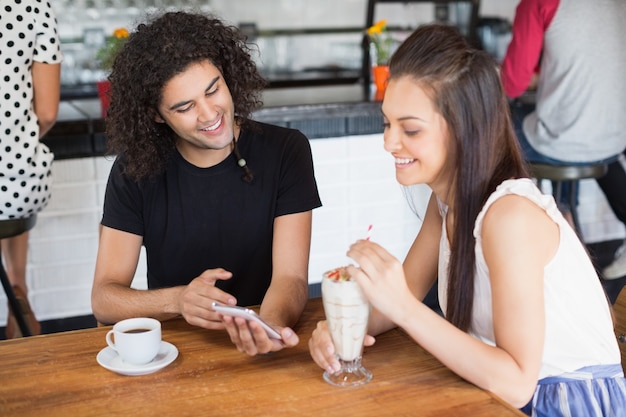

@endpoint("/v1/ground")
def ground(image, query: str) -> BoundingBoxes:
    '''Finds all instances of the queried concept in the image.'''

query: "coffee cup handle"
[105,330,117,351]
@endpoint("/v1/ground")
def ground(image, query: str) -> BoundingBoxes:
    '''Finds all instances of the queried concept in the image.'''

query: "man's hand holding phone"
[212,302,282,339]
[212,302,299,356]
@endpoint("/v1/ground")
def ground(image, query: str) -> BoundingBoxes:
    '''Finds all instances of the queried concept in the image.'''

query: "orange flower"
[112,28,129,39]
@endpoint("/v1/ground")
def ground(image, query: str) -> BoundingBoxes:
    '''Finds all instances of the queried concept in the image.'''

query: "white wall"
[480,0,518,21]
[4,157,111,322]
[308,135,426,283]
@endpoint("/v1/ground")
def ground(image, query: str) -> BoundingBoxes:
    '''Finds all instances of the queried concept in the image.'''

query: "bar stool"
[0,215,37,337]
[528,162,608,238]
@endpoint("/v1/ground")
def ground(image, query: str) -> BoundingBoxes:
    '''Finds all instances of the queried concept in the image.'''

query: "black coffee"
[123,328,151,334]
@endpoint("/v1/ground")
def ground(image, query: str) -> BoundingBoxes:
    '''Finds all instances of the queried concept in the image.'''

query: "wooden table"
[0,298,524,417]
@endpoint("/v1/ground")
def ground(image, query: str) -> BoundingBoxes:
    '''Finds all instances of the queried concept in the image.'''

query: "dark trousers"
[596,152,626,226]
[511,100,626,226]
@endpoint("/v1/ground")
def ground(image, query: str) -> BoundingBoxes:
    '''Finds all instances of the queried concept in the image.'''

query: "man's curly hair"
[105,11,267,182]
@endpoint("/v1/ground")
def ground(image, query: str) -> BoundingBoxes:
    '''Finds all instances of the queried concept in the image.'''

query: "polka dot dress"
[0,0,62,220]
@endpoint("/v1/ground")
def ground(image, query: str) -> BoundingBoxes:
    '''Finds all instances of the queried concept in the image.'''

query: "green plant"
[367,20,393,66]
[96,28,129,71]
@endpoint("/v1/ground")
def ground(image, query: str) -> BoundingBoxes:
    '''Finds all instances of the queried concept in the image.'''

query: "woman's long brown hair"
[389,25,529,331]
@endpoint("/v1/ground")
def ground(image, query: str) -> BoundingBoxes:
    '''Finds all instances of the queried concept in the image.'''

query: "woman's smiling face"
[382,75,453,194]
[155,59,238,168]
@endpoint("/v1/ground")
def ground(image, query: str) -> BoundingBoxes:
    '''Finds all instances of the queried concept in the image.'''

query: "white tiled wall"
[308,135,426,283]
[1,157,110,323]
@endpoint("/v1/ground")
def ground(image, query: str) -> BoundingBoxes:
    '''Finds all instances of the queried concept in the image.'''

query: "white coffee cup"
[105,318,161,365]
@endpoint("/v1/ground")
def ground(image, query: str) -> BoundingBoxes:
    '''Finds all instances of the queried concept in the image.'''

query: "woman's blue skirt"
[521,364,626,416]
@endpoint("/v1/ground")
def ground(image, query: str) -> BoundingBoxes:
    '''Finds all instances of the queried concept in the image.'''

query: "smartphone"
[211,302,282,340]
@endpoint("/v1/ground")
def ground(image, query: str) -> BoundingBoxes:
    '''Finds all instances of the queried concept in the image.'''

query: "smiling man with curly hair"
[92,11,322,356]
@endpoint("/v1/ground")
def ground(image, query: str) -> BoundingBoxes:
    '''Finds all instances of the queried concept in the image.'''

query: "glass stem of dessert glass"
[321,268,373,387]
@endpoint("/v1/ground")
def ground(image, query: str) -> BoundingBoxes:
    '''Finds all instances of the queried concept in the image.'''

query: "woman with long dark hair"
[309,25,625,415]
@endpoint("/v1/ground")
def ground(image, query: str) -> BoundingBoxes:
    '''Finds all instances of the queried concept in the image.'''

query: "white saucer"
[97,341,178,376]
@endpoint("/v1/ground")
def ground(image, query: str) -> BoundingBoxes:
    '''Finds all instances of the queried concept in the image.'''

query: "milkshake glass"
[321,267,372,387]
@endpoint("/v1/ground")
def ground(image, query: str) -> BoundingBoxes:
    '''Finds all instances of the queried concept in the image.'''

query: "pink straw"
[365,224,373,241]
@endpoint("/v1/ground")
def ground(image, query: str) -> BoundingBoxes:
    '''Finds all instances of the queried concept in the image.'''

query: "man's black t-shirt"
[101,121,322,306]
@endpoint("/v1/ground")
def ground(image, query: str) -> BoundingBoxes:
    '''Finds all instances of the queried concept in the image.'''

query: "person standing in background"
[500,0,626,280]
[0,0,63,338]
